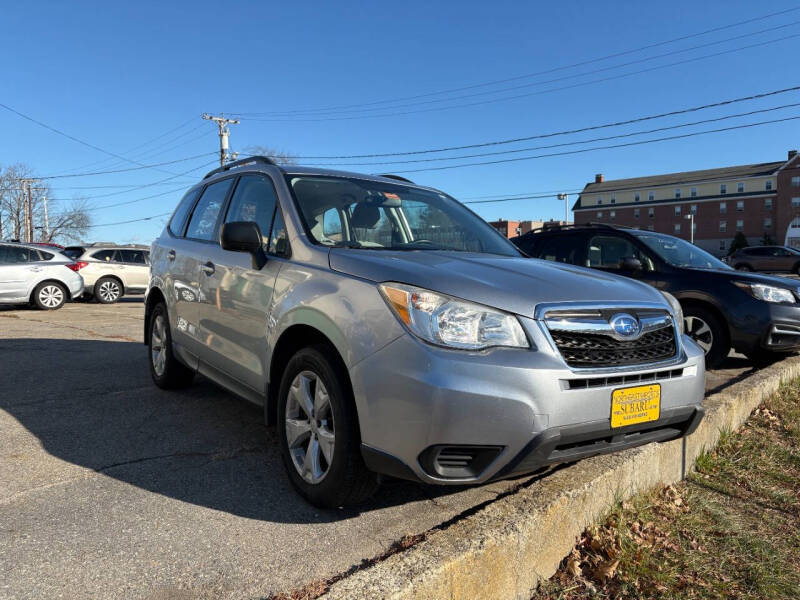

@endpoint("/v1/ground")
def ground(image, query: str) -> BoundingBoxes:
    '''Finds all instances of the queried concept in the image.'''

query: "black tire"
[32,281,67,310]
[94,276,123,304]
[277,345,379,508]
[148,302,194,389]
[684,306,729,369]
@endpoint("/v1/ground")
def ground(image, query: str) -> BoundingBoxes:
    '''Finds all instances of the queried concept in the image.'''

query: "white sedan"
[0,243,84,310]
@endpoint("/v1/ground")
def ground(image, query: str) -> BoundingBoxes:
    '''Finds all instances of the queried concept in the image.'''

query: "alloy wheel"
[99,280,120,302]
[685,315,713,354]
[151,314,167,376]
[39,285,63,308]
[285,370,335,484]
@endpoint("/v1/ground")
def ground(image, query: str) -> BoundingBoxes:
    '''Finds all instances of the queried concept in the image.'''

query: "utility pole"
[42,195,50,241]
[557,193,569,224]
[19,178,33,243]
[202,113,240,167]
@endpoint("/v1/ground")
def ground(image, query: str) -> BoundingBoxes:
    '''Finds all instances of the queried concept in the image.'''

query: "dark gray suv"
[145,157,705,507]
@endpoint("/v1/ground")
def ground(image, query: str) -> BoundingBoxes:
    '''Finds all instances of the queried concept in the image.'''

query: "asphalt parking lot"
[0,300,763,599]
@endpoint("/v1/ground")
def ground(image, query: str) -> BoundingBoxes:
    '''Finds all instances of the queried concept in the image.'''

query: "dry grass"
[533,381,800,600]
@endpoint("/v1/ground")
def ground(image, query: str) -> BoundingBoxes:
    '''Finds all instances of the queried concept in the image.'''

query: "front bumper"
[760,303,800,351]
[350,322,706,486]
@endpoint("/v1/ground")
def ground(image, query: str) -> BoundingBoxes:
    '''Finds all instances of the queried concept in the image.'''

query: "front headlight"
[379,282,529,350]
[660,291,684,333]
[733,281,797,304]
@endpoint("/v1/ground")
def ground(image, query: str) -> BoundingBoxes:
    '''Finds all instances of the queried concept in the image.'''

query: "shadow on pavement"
[1,338,469,523]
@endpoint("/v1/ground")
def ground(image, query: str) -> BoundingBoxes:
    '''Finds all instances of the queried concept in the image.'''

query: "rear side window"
[118,249,147,264]
[0,245,30,264]
[36,250,54,261]
[62,247,84,259]
[536,236,584,265]
[92,249,116,262]
[224,175,278,248]
[186,179,233,241]
[169,188,202,237]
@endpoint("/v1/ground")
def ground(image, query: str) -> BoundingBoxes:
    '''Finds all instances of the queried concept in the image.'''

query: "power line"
[267,84,800,160]
[459,188,584,200]
[230,6,800,117]
[463,193,579,205]
[296,101,800,167]
[236,19,800,119]
[90,212,173,228]
[388,113,800,174]
[37,152,217,179]
[234,32,800,122]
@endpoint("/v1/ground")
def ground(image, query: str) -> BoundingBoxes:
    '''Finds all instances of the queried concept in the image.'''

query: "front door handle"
[201,261,215,275]
[167,250,176,262]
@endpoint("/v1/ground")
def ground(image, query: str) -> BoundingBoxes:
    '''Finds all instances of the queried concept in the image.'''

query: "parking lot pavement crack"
[0,315,139,342]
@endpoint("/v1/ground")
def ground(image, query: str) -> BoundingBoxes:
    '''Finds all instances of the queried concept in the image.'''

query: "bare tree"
[0,163,91,243]
[243,146,297,166]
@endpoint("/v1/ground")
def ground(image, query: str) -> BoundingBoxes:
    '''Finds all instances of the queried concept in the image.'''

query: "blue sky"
[2,0,799,243]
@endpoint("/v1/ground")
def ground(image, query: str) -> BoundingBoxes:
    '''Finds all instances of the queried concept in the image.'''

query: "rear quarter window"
[169,188,202,237]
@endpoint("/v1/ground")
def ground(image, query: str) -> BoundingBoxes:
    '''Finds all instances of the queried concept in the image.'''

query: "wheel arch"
[266,324,352,427]
[678,296,730,343]
[144,287,166,345]
[30,279,71,302]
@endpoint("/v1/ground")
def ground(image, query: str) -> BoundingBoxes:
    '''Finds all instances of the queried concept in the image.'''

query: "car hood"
[686,267,800,289]
[328,249,667,319]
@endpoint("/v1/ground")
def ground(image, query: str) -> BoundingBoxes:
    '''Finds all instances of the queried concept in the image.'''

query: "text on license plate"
[611,384,660,428]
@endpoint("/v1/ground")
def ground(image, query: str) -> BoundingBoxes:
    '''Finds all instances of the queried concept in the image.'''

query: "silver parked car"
[146,157,706,507]
[0,242,84,309]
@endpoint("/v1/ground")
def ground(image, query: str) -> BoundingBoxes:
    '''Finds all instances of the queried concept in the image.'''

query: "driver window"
[587,235,653,271]
[346,203,396,247]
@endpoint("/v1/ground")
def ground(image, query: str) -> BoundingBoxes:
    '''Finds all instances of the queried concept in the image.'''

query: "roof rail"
[87,241,118,246]
[523,222,634,236]
[378,174,415,184]
[203,156,277,180]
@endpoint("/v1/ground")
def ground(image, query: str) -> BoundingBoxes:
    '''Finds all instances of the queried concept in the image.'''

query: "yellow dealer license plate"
[611,384,660,428]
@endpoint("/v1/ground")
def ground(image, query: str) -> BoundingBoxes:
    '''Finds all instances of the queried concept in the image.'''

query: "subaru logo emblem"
[609,313,641,339]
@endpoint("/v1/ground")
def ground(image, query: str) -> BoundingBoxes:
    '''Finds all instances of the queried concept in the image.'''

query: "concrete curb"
[320,357,800,600]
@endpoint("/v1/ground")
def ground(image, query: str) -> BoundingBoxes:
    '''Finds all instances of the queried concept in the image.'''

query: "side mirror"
[620,256,643,271]
[221,221,267,269]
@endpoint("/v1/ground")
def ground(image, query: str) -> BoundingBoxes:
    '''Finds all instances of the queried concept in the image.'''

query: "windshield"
[286,175,519,256]
[637,233,731,270]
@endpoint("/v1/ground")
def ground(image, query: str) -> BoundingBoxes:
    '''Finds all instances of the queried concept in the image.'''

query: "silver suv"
[63,243,150,303]
[146,157,706,507]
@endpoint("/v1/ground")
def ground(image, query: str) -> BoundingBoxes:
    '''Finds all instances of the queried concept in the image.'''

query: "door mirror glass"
[221,221,267,269]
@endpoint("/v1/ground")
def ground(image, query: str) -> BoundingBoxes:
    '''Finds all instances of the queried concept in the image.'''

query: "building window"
[634,208,640,218]
[720,202,727,214]
[690,204,697,215]
[647,225,654,231]
[691,187,697,197]
[675,188,681,198]
[648,191,655,201]
[634,192,640,202]
[793,176,800,187]
[648,208,654,218]
[720,183,727,194]
[719,240,726,251]
[736,219,744,232]
[597,198,602,205]
[736,200,744,211]
[597,211,603,218]
[674,223,681,233]
[737,182,744,193]
[719,221,727,232]
[765,217,772,229]
[610,195,616,204]
[674,205,681,216]
[765,198,773,209]
[610,210,616,220]
[793,197,800,208]
[766,180,773,191]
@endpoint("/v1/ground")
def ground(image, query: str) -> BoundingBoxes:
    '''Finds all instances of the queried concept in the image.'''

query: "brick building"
[489,219,569,238]
[572,150,800,256]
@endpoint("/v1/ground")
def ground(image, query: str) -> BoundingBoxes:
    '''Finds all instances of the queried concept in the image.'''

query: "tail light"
[66,261,88,272]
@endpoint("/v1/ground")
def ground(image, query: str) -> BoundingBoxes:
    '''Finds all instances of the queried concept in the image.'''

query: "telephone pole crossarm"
[202,113,240,167]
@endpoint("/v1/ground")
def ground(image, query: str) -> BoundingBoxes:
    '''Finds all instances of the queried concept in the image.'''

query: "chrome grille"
[544,308,678,369]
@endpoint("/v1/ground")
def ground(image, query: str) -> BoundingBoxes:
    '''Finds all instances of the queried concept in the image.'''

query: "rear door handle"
[167,250,176,261]
[201,261,215,275]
